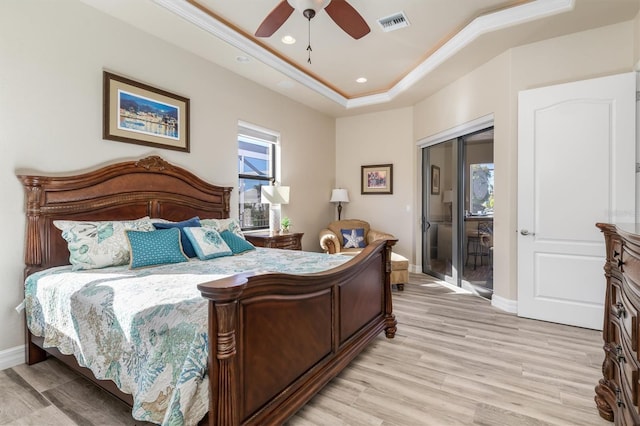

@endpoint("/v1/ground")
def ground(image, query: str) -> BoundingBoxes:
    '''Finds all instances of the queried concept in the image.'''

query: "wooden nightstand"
[245,232,303,250]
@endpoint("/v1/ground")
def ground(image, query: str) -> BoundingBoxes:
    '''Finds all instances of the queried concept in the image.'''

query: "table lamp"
[261,185,290,233]
[330,188,349,220]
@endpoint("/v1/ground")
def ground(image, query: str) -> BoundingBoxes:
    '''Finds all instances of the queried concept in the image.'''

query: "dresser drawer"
[619,385,638,426]
[244,232,303,250]
[618,337,640,407]
[269,235,301,249]
[622,244,640,287]
[610,280,638,354]
[619,370,640,426]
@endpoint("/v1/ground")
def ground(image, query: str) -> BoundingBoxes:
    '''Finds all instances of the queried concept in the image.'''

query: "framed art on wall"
[103,71,190,152]
[431,165,440,195]
[361,164,393,194]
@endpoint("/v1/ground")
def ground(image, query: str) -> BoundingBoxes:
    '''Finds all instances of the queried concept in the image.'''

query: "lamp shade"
[261,185,290,205]
[442,190,453,204]
[330,188,349,203]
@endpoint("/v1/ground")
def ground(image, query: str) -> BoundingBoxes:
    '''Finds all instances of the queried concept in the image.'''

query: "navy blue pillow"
[153,217,201,258]
[341,228,366,249]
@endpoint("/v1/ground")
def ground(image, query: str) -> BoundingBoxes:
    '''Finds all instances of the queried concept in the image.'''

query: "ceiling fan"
[255,0,370,40]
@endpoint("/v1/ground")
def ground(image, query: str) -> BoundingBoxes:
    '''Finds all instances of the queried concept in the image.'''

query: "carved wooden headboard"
[17,156,232,276]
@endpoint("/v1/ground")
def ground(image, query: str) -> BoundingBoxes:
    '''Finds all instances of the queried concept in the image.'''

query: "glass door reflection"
[422,140,457,284]
[460,132,494,297]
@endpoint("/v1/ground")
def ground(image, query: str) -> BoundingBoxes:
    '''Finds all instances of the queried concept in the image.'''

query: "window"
[238,123,279,231]
[470,163,494,214]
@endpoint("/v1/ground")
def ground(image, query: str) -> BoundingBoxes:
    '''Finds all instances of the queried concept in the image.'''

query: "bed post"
[19,176,49,364]
[198,275,249,426]
[384,241,398,338]
[21,177,44,277]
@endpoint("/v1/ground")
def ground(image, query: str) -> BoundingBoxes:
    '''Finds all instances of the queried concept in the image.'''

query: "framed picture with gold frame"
[361,164,393,194]
[103,71,190,152]
[431,165,440,195]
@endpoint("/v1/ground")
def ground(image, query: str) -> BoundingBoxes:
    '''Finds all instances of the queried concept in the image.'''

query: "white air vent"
[377,11,410,32]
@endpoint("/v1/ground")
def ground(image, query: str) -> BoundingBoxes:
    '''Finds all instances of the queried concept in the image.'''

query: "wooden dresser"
[244,232,303,250]
[596,223,640,425]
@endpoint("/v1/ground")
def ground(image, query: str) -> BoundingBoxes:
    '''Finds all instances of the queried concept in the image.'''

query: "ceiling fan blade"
[324,0,370,40]
[255,1,295,37]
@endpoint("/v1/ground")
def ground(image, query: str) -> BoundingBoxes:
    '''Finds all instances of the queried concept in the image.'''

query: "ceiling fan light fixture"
[287,0,331,14]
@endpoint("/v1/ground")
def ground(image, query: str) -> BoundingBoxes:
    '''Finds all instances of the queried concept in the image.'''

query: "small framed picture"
[431,165,440,195]
[361,164,393,195]
[103,71,190,152]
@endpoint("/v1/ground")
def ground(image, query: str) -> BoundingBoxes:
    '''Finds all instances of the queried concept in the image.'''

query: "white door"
[517,72,636,330]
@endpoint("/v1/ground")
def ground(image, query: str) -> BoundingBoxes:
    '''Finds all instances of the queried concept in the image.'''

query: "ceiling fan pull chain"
[307,13,312,64]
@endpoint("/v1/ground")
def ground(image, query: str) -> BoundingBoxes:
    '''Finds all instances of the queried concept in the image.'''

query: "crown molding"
[153,0,349,107]
[154,0,574,110]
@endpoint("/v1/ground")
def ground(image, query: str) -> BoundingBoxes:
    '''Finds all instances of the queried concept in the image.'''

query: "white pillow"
[183,227,233,260]
[54,217,155,270]
[200,218,245,239]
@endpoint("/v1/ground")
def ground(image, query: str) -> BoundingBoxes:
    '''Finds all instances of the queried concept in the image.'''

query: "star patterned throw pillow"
[341,228,366,249]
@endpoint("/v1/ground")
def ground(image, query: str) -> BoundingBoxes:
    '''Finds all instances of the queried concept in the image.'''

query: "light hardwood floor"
[1,273,610,426]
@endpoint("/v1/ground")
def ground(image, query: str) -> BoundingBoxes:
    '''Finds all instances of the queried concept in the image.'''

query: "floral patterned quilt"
[24,248,350,425]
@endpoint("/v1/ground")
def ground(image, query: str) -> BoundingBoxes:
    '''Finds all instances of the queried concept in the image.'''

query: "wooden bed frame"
[17,156,397,425]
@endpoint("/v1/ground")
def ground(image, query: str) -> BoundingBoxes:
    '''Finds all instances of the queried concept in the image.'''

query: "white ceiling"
[82,0,640,117]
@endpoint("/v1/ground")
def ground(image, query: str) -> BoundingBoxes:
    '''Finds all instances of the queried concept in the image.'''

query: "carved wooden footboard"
[199,239,396,425]
[18,156,396,425]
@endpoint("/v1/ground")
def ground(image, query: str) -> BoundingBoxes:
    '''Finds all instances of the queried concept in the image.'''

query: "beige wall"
[630,5,640,69]
[335,108,414,259]
[413,51,512,298]
[412,21,635,302]
[0,0,335,353]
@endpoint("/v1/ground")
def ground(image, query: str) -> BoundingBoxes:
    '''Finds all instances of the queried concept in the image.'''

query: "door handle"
[520,229,535,236]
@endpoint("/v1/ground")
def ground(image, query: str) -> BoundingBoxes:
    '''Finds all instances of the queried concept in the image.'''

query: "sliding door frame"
[417,114,494,287]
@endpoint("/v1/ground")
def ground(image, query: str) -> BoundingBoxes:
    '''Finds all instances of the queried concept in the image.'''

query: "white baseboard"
[491,294,518,313]
[0,345,24,371]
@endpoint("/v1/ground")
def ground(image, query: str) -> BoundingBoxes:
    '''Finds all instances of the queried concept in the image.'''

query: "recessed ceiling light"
[281,35,296,45]
[236,55,250,63]
[356,77,367,84]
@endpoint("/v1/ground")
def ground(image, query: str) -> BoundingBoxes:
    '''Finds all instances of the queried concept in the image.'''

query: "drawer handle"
[616,344,626,364]
[615,302,627,319]
[616,388,626,408]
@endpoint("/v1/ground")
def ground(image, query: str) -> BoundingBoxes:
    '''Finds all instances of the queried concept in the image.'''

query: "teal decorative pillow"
[183,227,232,260]
[54,217,155,270]
[220,230,255,254]
[201,218,246,239]
[152,217,201,258]
[126,228,188,269]
[341,228,366,249]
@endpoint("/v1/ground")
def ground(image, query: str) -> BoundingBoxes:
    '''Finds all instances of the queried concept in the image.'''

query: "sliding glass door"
[460,130,494,297]
[422,127,494,298]
[421,139,457,284]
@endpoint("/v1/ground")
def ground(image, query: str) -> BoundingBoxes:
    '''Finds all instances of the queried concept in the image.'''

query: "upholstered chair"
[319,219,409,290]
[319,219,394,254]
